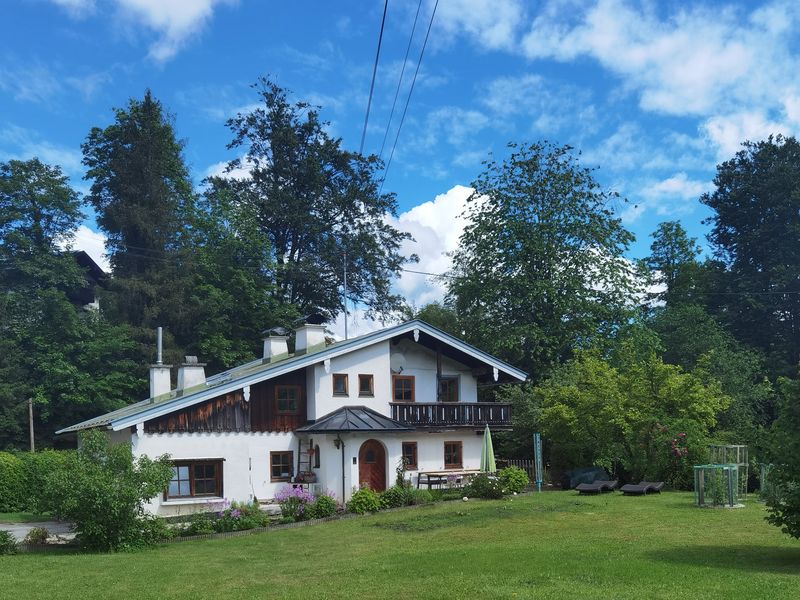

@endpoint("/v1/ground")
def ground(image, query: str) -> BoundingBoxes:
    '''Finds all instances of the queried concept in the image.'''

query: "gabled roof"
[57,319,527,434]
[296,406,412,433]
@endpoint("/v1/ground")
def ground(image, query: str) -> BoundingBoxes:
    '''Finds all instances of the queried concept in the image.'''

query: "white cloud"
[0,62,62,104]
[434,0,526,52]
[0,125,83,176]
[702,111,788,159]
[114,0,236,62]
[388,184,475,307]
[521,0,800,118]
[72,225,110,272]
[644,173,711,201]
[49,0,96,18]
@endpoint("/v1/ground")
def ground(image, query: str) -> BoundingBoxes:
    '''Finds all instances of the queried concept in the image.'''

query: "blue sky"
[3,0,799,333]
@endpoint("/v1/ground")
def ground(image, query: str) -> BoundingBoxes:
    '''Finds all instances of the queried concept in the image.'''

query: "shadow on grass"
[648,545,800,574]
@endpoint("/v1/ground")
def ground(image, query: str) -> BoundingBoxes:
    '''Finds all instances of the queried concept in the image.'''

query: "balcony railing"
[390,402,512,428]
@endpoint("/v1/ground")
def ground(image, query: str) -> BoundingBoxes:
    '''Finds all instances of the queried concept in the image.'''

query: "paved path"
[0,521,73,541]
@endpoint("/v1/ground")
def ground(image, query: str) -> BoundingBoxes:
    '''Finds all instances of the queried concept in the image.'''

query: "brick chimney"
[177,356,206,391]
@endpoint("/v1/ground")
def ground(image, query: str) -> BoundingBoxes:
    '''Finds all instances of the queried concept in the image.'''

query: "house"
[57,319,526,515]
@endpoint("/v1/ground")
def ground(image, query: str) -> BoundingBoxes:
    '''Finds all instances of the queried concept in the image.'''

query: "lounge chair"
[619,481,664,495]
[575,480,618,494]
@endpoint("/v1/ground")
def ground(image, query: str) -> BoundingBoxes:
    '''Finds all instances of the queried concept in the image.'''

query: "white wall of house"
[391,339,478,403]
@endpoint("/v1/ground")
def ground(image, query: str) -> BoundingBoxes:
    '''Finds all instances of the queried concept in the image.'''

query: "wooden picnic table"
[416,469,482,490]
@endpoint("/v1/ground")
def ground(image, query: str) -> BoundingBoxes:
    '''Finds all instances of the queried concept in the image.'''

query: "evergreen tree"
[644,221,703,306]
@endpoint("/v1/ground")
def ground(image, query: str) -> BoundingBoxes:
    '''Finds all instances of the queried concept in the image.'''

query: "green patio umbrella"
[480,424,496,473]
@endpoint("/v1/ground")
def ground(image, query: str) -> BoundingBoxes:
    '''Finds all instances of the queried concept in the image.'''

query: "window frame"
[275,384,301,415]
[401,441,418,471]
[438,375,459,403]
[358,374,374,397]
[392,375,415,402]
[332,373,349,397]
[270,451,295,482]
[444,441,463,470]
[165,459,223,500]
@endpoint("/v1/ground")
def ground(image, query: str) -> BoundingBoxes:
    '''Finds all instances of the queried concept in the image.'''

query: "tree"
[765,377,800,538]
[644,221,703,306]
[0,158,142,448]
[701,135,800,377]
[447,141,637,380]
[412,302,462,338]
[82,90,197,339]
[208,77,414,321]
[43,429,173,550]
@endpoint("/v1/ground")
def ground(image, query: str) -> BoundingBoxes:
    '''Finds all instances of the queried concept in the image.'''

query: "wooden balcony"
[390,402,512,429]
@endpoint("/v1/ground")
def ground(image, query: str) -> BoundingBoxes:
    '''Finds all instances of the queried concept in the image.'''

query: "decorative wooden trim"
[358,374,374,397]
[270,450,294,482]
[392,375,415,402]
[444,441,463,470]
[332,373,349,397]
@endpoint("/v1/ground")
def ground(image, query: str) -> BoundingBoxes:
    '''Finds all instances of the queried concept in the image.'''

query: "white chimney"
[177,356,206,391]
[263,331,289,363]
[294,323,327,355]
[149,326,171,399]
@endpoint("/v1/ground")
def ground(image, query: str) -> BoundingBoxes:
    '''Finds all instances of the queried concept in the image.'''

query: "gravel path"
[0,521,73,541]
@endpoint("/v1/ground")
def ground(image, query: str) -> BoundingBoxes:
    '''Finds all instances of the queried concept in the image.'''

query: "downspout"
[337,434,346,503]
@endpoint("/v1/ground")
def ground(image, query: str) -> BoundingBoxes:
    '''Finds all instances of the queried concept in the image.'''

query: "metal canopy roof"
[296,406,413,433]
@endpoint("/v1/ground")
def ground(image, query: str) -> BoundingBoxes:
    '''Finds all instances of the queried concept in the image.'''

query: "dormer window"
[358,374,374,397]
[333,373,349,396]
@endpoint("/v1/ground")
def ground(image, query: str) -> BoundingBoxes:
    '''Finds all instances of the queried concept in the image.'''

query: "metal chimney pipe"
[156,326,163,365]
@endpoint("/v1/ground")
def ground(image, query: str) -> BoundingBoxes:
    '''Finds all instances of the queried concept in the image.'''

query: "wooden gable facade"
[144,370,307,434]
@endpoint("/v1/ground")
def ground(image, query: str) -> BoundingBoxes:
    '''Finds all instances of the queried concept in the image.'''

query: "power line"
[378,0,423,162]
[359,0,389,156]
[379,0,439,195]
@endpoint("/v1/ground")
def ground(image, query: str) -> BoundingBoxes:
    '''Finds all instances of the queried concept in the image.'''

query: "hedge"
[0,450,75,513]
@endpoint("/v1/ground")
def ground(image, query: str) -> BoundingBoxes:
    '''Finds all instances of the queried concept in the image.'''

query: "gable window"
[444,441,463,469]
[402,442,418,471]
[270,451,294,482]
[358,374,374,397]
[438,376,459,403]
[393,375,415,402]
[332,373,349,396]
[166,460,223,499]
[275,385,301,414]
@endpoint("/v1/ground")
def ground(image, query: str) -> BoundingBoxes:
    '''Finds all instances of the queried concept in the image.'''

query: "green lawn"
[1,492,798,599]
[0,512,49,523]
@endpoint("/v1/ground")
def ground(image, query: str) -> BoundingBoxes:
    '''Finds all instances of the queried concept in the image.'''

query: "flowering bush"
[275,486,315,521]
[466,474,505,499]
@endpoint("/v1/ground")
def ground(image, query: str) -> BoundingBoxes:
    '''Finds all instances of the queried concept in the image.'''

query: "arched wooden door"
[358,439,387,491]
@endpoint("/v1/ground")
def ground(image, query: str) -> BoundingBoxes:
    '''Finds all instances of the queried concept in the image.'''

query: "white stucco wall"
[391,339,478,403]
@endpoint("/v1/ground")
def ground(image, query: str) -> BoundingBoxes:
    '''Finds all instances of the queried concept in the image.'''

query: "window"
[271,451,294,482]
[444,441,463,469]
[358,374,374,396]
[438,376,459,403]
[402,442,418,471]
[393,375,415,402]
[166,460,222,499]
[275,385,300,414]
[332,373,349,396]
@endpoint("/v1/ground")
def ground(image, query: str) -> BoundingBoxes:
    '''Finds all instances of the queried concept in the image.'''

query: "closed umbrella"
[480,424,496,473]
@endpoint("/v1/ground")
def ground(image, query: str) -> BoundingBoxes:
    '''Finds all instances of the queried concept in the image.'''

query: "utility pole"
[343,247,348,340]
[28,397,34,452]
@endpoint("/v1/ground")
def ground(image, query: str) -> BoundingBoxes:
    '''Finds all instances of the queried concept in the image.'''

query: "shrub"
[0,531,17,555]
[139,515,174,544]
[212,501,266,532]
[498,466,529,493]
[467,474,505,499]
[23,527,49,545]
[347,487,381,514]
[278,516,295,525]
[380,485,411,509]
[306,493,338,519]
[409,489,434,505]
[41,429,174,551]
[275,486,315,521]
[0,452,25,512]
[185,513,215,536]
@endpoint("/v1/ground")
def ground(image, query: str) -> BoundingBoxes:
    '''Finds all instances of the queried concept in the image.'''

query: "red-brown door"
[358,439,387,491]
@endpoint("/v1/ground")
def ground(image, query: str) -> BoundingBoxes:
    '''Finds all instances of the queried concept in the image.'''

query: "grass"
[1,492,798,599]
[0,512,49,523]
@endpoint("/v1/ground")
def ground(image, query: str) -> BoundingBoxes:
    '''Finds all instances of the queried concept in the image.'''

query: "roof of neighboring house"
[296,406,412,433]
[57,319,527,434]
